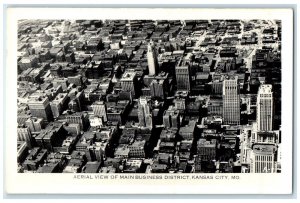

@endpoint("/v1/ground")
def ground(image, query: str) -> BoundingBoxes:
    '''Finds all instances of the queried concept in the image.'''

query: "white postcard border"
[4,8,294,194]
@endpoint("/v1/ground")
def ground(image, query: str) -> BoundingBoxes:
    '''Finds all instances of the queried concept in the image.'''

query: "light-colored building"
[257,84,273,131]
[17,126,33,149]
[28,96,53,122]
[163,105,180,129]
[138,97,152,128]
[222,75,240,125]
[174,97,186,111]
[25,117,43,133]
[92,101,107,122]
[250,143,277,173]
[121,70,137,97]
[147,41,159,76]
[50,93,68,118]
[114,145,130,159]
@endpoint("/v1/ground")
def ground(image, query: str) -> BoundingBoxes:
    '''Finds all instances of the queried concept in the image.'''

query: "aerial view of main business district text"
[16,19,281,174]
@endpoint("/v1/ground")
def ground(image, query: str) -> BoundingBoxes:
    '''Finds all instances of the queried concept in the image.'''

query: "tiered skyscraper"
[222,75,240,125]
[138,97,153,128]
[147,41,159,76]
[257,84,273,131]
[17,126,33,149]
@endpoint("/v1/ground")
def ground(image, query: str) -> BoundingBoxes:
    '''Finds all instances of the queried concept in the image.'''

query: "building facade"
[120,70,137,97]
[147,41,159,76]
[138,97,153,128]
[257,84,273,131]
[28,96,53,122]
[17,126,33,149]
[250,144,277,173]
[92,101,107,122]
[175,64,191,91]
[222,75,240,125]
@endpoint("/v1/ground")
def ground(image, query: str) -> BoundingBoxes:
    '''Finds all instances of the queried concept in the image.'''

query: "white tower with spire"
[147,41,158,76]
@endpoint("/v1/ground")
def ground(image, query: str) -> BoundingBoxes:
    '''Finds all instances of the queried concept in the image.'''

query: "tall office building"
[121,70,137,97]
[163,106,180,129]
[147,41,159,76]
[25,117,44,133]
[257,84,273,131]
[50,93,68,118]
[66,112,89,131]
[92,101,107,122]
[211,74,224,95]
[51,100,62,119]
[250,143,277,173]
[17,126,33,149]
[222,75,240,125]
[149,79,165,98]
[175,61,191,91]
[138,97,153,128]
[28,96,53,122]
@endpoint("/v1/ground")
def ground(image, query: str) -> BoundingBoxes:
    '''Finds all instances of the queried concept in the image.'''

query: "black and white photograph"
[16,18,282,174]
[3,7,294,195]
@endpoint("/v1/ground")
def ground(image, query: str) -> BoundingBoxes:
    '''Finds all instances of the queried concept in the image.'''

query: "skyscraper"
[222,75,240,125]
[50,93,68,118]
[17,125,33,149]
[250,143,277,173]
[175,61,191,91]
[163,105,180,129]
[149,79,165,98]
[257,84,273,131]
[66,112,89,131]
[25,117,44,133]
[138,97,152,128]
[120,70,137,97]
[147,41,158,76]
[28,96,53,122]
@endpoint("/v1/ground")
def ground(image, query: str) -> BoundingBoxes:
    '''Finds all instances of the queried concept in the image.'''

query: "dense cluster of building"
[17,19,281,173]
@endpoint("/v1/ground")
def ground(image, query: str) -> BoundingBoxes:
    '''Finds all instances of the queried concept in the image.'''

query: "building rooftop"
[252,144,276,154]
[83,162,101,173]
[258,84,273,94]
[197,139,217,147]
[121,71,136,81]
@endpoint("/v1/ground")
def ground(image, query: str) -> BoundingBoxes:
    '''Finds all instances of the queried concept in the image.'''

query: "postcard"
[4,8,293,194]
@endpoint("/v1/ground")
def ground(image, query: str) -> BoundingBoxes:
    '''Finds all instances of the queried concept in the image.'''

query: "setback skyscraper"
[138,97,153,128]
[257,84,273,131]
[147,41,158,76]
